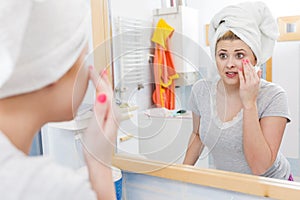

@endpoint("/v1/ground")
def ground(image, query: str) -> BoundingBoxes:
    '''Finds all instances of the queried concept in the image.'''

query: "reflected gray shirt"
[189,78,291,180]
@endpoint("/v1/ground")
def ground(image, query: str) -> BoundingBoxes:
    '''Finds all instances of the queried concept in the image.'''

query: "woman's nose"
[226,57,236,69]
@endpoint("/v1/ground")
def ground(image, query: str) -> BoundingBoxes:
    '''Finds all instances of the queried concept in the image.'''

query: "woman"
[183,1,293,181]
[0,0,120,199]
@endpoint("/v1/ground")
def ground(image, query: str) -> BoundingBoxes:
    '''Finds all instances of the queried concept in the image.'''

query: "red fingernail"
[242,59,246,64]
[97,94,107,103]
[246,59,249,63]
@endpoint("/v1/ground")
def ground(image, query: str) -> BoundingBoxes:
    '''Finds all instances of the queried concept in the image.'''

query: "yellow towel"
[151,18,178,110]
[151,18,174,49]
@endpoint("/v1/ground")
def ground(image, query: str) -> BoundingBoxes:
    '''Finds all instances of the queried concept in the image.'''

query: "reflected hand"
[81,66,120,166]
[238,59,262,109]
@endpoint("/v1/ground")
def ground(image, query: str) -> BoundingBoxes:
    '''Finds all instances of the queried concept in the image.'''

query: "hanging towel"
[151,19,179,110]
[208,1,279,66]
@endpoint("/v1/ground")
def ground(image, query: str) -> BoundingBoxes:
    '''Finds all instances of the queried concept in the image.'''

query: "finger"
[104,102,121,137]
[100,69,113,94]
[88,65,100,89]
[246,60,259,81]
[237,66,245,85]
[253,65,260,74]
[94,93,109,128]
[89,67,112,102]
[89,67,115,126]
[98,80,117,128]
[243,60,252,82]
[257,69,262,79]
[97,71,115,110]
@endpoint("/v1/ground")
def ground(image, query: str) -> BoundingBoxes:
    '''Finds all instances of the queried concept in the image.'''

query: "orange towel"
[151,19,179,110]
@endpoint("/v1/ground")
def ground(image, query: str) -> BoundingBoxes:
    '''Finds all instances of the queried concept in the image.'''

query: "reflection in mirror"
[111,6,214,167]
[110,0,300,182]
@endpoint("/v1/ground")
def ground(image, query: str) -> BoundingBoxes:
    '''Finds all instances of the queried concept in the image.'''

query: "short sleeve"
[188,81,202,116]
[260,90,291,123]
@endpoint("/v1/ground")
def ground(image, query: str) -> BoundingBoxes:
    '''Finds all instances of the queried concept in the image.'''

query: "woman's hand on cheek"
[81,66,121,166]
[237,59,261,109]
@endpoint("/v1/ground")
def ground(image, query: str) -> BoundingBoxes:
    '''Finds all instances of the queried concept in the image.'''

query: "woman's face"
[56,46,90,121]
[215,39,256,86]
[71,48,91,119]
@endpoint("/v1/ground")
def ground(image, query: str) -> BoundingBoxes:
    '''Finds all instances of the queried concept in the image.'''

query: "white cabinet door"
[138,108,208,167]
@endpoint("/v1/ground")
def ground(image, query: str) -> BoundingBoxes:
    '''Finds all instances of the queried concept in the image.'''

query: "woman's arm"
[81,66,120,200]
[183,113,205,165]
[238,60,287,175]
[243,107,287,175]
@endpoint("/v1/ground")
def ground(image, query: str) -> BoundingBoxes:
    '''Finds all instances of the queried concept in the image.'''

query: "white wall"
[189,0,300,24]
[273,43,300,158]
[189,0,300,47]
[110,0,161,21]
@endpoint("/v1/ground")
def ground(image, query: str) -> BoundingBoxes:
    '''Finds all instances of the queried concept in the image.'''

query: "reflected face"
[215,39,256,86]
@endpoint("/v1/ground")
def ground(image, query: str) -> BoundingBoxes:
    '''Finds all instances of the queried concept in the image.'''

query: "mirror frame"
[112,155,300,199]
[90,1,300,198]
[90,0,114,84]
[278,15,300,41]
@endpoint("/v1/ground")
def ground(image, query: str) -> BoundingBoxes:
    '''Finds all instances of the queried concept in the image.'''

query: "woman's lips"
[225,71,238,78]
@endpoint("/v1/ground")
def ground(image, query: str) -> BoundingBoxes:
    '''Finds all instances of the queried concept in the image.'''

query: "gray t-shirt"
[189,77,291,180]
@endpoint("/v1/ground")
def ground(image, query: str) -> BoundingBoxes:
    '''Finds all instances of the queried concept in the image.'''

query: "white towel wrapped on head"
[0,0,90,99]
[208,1,279,66]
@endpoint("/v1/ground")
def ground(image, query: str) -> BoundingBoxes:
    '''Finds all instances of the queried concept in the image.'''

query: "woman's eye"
[236,53,244,59]
[218,53,227,59]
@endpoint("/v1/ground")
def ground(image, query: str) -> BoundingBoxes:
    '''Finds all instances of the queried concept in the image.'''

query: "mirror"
[108,0,300,182]
[110,0,214,168]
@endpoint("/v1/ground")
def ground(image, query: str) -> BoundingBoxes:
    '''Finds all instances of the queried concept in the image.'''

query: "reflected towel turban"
[208,1,279,66]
